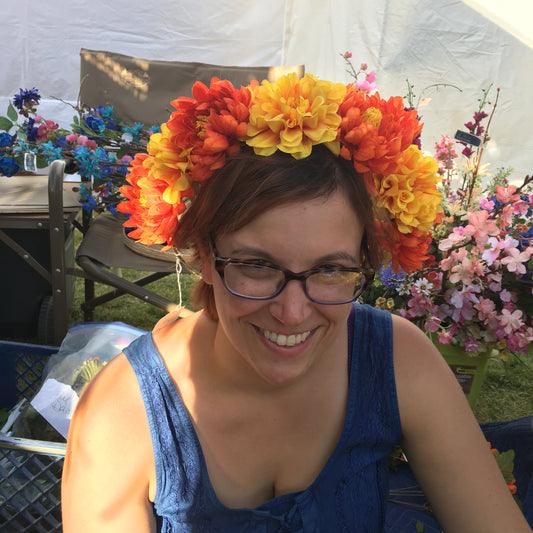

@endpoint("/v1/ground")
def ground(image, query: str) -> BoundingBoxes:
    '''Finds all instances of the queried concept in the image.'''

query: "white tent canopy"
[2,0,532,181]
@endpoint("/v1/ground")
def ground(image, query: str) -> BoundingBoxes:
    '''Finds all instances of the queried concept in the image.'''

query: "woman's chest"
[189,386,348,509]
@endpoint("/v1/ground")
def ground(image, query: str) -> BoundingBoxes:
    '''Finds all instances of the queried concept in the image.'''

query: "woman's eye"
[237,263,275,279]
[316,263,343,271]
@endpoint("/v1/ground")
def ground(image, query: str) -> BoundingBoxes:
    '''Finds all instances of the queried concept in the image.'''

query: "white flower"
[413,278,434,295]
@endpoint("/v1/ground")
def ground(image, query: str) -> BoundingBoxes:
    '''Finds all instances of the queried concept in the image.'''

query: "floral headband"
[118,72,442,272]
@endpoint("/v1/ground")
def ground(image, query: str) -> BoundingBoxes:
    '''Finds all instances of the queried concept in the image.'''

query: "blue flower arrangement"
[0,88,157,215]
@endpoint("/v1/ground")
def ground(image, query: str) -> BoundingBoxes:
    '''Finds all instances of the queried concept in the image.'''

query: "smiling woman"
[61,73,532,532]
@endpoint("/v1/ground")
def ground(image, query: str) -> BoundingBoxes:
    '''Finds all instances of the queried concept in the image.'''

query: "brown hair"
[174,145,384,319]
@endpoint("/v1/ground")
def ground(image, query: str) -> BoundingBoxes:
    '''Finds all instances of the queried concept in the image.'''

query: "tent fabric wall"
[1,0,532,181]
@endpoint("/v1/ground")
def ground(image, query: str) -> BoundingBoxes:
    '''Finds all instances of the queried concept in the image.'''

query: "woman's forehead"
[217,192,364,262]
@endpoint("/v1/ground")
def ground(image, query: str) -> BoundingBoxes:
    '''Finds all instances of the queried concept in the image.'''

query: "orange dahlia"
[337,86,422,173]
[246,73,346,159]
[167,77,252,183]
[380,224,433,273]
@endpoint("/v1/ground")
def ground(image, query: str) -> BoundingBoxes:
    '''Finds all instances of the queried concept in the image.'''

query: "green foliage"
[491,448,515,483]
[7,101,18,122]
[0,116,13,131]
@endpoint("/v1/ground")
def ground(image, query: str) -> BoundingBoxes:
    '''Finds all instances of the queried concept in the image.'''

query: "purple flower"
[462,337,479,352]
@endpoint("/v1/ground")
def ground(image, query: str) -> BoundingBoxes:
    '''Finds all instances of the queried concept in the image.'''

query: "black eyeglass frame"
[213,255,375,305]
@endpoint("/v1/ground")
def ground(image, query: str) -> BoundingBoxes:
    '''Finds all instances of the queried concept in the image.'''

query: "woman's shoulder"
[390,313,454,387]
[70,351,146,442]
[152,309,215,365]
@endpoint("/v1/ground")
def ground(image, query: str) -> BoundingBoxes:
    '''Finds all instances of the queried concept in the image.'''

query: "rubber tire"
[37,295,55,345]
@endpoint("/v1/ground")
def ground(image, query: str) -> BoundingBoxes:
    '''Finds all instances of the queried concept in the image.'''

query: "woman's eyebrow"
[225,247,359,265]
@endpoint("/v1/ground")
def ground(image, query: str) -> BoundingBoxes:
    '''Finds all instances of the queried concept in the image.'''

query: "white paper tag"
[30,379,79,439]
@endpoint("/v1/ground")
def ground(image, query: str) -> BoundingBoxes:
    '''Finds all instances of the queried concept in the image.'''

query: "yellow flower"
[144,122,194,202]
[246,73,346,159]
[374,145,442,234]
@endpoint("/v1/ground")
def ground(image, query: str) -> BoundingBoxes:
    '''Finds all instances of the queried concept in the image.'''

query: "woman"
[62,74,531,531]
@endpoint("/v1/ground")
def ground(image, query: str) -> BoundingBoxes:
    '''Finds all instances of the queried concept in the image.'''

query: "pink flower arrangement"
[394,89,533,357]
[398,179,532,356]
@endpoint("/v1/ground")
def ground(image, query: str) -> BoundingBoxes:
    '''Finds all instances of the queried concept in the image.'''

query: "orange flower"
[167,77,252,183]
[379,224,433,273]
[246,73,346,159]
[118,153,191,248]
[338,86,422,173]
[118,78,252,247]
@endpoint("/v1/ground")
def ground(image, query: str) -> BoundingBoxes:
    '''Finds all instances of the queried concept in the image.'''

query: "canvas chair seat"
[76,212,199,320]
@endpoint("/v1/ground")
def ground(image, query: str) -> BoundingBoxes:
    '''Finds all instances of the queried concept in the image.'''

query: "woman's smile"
[259,327,312,347]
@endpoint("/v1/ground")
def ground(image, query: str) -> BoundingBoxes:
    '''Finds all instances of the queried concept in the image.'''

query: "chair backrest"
[79,48,304,126]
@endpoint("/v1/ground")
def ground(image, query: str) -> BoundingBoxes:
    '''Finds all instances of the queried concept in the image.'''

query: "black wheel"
[38,295,55,345]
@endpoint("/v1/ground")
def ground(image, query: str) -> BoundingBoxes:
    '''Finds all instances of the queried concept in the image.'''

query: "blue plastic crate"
[0,341,58,410]
[0,340,64,533]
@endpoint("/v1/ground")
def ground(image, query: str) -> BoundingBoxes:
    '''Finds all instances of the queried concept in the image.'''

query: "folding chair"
[75,212,184,321]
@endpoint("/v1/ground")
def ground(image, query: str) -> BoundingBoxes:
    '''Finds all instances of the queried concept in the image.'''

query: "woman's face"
[201,189,365,388]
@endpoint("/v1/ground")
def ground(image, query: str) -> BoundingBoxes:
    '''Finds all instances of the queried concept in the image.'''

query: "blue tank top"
[124,303,401,532]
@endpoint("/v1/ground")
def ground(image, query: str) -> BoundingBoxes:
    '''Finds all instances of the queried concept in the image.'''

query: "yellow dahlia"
[374,145,442,235]
[246,73,346,159]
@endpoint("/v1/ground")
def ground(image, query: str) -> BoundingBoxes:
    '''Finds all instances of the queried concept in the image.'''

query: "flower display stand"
[435,341,491,408]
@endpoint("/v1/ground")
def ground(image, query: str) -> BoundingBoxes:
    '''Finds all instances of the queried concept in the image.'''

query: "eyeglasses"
[213,255,374,305]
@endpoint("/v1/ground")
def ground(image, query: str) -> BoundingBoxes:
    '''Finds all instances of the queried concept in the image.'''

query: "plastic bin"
[0,340,65,533]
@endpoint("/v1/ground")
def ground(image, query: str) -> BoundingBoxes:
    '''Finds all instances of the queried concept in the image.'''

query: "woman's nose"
[268,279,312,325]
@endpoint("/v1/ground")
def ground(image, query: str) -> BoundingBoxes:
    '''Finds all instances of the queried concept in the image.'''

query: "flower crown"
[118,72,442,272]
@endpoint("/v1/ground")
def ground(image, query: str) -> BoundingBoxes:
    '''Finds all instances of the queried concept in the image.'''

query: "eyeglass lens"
[222,262,366,303]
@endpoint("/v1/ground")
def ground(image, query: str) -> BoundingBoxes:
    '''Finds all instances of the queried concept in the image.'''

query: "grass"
[67,270,196,331]
[474,354,533,423]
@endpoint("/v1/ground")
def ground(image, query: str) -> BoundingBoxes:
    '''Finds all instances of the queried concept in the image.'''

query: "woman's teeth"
[261,329,311,347]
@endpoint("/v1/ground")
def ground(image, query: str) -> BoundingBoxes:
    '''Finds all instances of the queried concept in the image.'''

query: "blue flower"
[0,156,22,177]
[123,122,144,143]
[20,118,39,142]
[12,141,32,155]
[39,141,64,164]
[13,88,41,114]
[81,194,98,213]
[104,118,116,130]
[74,146,103,179]
[379,262,406,289]
[95,106,114,119]
[0,132,14,148]
[85,116,106,133]
[54,136,70,150]
[149,125,161,135]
